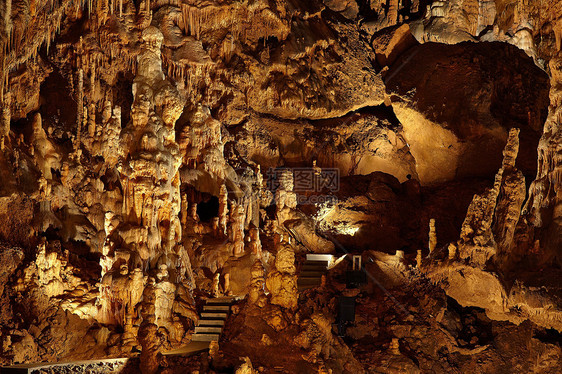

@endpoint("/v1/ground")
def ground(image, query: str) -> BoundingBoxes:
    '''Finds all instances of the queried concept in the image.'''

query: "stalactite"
[181,4,212,40]
[4,0,12,40]
[88,103,96,138]
[46,27,51,54]
[56,12,61,35]
[387,0,399,25]
[1,42,6,102]
[90,57,96,99]
[75,68,84,152]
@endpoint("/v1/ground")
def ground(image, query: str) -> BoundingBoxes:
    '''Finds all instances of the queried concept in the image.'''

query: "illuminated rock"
[266,239,298,310]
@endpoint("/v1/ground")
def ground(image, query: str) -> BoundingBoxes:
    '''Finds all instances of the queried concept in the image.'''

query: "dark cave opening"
[533,327,562,345]
[197,195,219,222]
[39,68,77,139]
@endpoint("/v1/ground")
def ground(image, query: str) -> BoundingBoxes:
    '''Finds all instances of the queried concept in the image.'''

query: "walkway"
[163,296,237,356]
[297,254,333,291]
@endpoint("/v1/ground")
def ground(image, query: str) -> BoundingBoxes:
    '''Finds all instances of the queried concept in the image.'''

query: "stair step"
[301,263,328,270]
[306,254,334,263]
[203,305,230,312]
[298,284,317,291]
[192,333,221,342]
[300,271,325,277]
[298,278,322,286]
[298,279,321,284]
[302,262,329,268]
[206,297,236,304]
[195,326,223,334]
[200,312,228,319]
[304,261,329,267]
[197,319,225,327]
[299,276,323,281]
[304,259,329,264]
[202,302,233,308]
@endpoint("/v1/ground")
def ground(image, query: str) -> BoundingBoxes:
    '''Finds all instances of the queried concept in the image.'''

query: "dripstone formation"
[0,1,562,373]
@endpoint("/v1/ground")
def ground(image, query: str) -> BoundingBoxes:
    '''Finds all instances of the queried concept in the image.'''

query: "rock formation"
[265,238,298,310]
[1,1,562,372]
[524,55,562,265]
[427,128,562,331]
[457,128,525,267]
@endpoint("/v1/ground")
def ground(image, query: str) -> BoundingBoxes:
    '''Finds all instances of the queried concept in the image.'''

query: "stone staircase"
[191,296,236,342]
[297,254,333,291]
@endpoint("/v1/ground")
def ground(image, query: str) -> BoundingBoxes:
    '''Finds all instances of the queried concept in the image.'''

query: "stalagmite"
[154,265,176,328]
[275,169,297,224]
[180,193,188,229]
[265,237,298,310]
[92,26,189,329]
[1,91,10,143]
[387,0,399,26]
[248,260,265,305]
[457,128,524,267]
[31,113,60,180]
[390,338,400,355]
[428,219,436,254]
[247,226,262,257]
[230,203,246,257]
[493,129,526,264]
[122,307,138,351]
[448,243,457,260]
[219,184,228,236]
[138,278,159,374]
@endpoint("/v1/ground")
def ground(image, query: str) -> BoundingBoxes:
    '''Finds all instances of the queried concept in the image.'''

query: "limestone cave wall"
[0,1,561,373]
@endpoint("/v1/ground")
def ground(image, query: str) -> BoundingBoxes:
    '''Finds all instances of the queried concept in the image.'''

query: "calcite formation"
[1,0,562,373]
[457,128,525,267]
[524,55,562,263]
[265,238,298,310]
[427,128,562,332]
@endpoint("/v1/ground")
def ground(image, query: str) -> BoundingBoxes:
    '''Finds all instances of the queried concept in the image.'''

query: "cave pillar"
[219,184,228,236]
[75,68,84,152]
[1,91,11,148]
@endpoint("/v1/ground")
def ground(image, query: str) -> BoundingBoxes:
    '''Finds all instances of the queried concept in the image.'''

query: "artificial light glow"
[333,224,360,236]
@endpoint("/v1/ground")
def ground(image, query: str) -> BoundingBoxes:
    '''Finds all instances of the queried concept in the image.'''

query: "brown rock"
[386,42,549,185]
[372,24,419,67]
